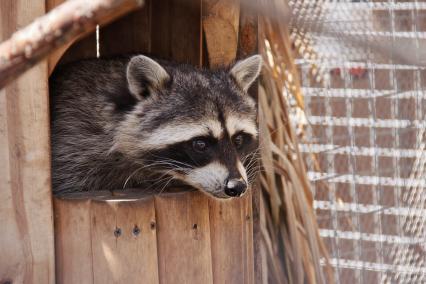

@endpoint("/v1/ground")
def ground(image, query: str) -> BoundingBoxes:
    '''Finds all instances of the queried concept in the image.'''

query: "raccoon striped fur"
[50,55,262,199]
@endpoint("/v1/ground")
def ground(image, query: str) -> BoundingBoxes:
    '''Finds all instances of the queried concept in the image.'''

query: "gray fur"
[230,55,263,91]
[50,55,261,196]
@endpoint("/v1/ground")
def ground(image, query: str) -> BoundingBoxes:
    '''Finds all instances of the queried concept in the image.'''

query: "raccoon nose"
[224,179,247,197]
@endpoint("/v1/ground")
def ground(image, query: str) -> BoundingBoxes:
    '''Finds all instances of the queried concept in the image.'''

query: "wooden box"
[0,0,261,283]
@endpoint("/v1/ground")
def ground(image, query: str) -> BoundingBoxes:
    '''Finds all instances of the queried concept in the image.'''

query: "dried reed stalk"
[258,5,332,283]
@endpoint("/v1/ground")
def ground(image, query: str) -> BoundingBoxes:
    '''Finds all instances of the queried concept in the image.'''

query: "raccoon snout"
[224,178,247,197]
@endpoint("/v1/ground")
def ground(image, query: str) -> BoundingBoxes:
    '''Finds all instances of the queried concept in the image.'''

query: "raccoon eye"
[192,139,208,152]
[233,134,244,149]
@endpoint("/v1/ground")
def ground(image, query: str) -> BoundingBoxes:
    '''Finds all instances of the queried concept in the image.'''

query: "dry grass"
[258,5,332,283]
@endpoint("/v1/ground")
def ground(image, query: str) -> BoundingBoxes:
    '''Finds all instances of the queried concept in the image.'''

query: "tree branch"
[0,0,145,89]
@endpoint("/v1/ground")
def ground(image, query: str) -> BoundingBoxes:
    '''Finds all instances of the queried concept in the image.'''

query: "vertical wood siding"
[0,1,55,283]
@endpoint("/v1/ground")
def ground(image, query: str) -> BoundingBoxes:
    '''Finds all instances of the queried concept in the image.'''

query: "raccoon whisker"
[123,166,146,189]
[157,161,193,170]
[247,167,262,178]
[244,154,259,167]
[242,150,260,163]
[245,161,261,173]
[246,167,260,176]
[246,165,263,178]
[144,155,195,169]
[136,160,193,171]
[122,161,177,188]
[243,154,260,172]
[157,176,176,196]
[141,159,194,171]
[157,158,195,169]
[122,162,187,189]
[144,170,176,192]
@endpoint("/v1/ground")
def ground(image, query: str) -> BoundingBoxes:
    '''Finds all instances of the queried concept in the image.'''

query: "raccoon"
[50,54,262,199]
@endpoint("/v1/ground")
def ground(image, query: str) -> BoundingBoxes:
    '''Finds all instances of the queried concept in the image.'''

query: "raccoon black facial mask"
[50,54,262,199]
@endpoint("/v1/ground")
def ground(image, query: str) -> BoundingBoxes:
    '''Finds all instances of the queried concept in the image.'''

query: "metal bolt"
[132,225,141,236]
[114,227,122,237]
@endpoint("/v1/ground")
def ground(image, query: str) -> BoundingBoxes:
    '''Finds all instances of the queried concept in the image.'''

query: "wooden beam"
[202,0,240,67]
[0,0,145,89]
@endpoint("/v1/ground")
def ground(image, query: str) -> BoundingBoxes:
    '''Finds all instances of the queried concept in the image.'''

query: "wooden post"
[0,1,55,283]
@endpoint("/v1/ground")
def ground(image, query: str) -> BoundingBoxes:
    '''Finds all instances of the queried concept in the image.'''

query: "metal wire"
[290,0,426,283]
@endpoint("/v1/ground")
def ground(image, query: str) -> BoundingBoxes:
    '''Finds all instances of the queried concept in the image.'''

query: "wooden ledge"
[54,187,197,201]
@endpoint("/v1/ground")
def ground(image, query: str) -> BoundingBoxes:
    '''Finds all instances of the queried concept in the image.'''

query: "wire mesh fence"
[288,0,426,283]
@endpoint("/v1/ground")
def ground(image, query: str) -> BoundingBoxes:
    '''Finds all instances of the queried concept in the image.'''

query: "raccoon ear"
[230,55,262,92]
[126,55,170,99]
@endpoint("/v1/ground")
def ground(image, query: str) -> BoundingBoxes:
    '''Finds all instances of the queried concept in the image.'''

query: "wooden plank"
[208,193,254,284]
[202,0,240,67]
[154,192,213,284]
[54,199,94,284]
[54,197,160,284]
[201,3,257,283]
[114,199,159,284]
[99,1,152,57]
[0,1,55,283]
[238,7,263,283]
[90,198,158,284]
[151,0,202,66]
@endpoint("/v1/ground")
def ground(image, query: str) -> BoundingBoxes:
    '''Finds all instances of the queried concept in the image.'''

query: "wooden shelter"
[0,0,263,283]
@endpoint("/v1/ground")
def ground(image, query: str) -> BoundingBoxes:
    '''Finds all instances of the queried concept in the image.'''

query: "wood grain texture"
[202,0,240,67]
[90,198,158,284]
[202,3,258,283]
[155,192,214,284]
[151,0,202,66]
[54,189,256,283]
[209,193,254,284]
[237,7,263,283]
[54,197,159,284]
[56,32,98,67]
[99,1,152,56]
[54,199,93,284]
[0,1,55,283]
[114,199,159,284]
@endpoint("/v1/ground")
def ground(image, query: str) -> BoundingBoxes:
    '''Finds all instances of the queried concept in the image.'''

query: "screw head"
[133,225,141,236]
[114,227,122,237]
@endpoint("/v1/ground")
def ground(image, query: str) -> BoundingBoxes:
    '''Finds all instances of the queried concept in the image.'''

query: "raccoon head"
[114,54,262,199]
